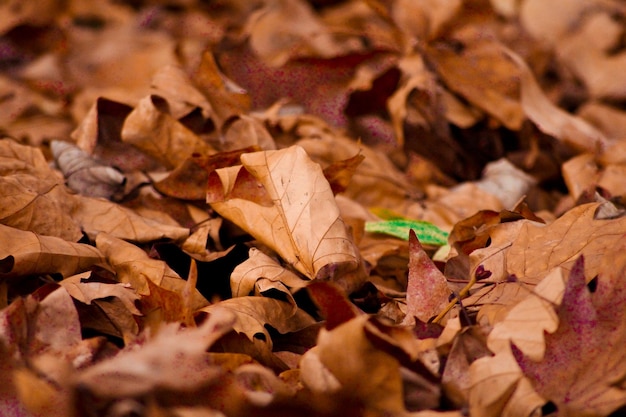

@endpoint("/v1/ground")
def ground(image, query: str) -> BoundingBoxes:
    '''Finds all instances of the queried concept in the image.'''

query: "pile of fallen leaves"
[2,0,626,416]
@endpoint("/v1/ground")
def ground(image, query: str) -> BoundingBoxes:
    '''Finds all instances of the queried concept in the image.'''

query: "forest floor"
[1,1,626,416]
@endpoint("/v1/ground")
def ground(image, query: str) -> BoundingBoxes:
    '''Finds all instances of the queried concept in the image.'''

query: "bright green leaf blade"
[364,219,449,246]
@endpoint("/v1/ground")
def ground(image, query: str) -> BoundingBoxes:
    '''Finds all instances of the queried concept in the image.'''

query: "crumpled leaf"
[154,147,260,201]
[199,297,315,350]
[121,95,215,169]
[0,224,104,280]
[95,233,208,311]
[51,140,126,200]
[60,271,142,342]
[230,247,307,302]
[60,272,140,316]
[207,145,365,290]
[322,152,365,195]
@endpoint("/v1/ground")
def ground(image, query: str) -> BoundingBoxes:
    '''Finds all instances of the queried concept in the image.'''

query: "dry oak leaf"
[199,297,316,350]
[504,202,626,283]
[206,145,365,290]
[230,247,308,303]
[463,202,626,288]
[0,224,104,280]
[514,254,626,416]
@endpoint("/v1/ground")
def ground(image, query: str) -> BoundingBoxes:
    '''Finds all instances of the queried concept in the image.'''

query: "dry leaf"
[427,40,524,130]
[245,0,343,67]
[0,224,104,280]
[514,254,626,416]
[154,147,260,201]
[51,140,126,200]
[296,133,418,211]
[504,48,609,154]
[72,309,238,406]
[300,315,406,415]
[207,145,365,290]
[230,247,307,302]
[199,297,315,349]
[71,196,190,243]
[95,233,208,311]
[0,173,83,242]
[403,230,450,324]
[121,95,215,169]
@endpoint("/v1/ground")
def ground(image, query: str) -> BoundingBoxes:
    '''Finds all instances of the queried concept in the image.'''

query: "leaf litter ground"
[2,1,626,416]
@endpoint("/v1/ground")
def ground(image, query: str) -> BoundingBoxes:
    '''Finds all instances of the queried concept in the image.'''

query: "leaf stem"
[432,275,476,324]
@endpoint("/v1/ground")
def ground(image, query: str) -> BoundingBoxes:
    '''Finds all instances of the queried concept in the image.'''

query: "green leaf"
[364,219,449,246]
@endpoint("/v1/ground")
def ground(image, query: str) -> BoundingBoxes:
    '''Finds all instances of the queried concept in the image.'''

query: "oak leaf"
[230,247,307,304]
[199,297,315,350]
